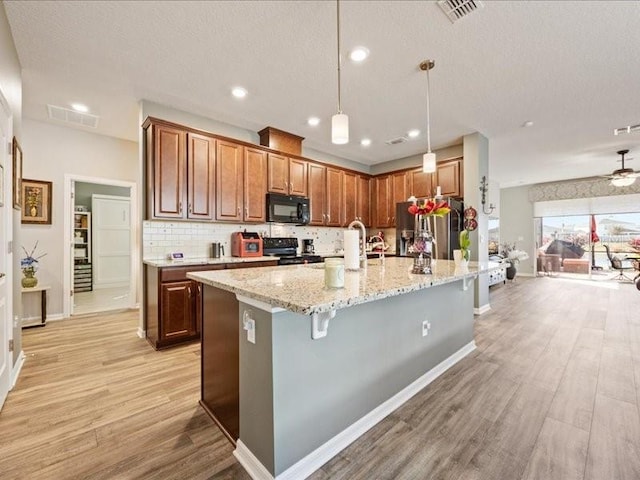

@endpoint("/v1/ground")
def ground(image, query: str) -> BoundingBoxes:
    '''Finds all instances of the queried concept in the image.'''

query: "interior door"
[0,102,11,410]
[92,195,131,289]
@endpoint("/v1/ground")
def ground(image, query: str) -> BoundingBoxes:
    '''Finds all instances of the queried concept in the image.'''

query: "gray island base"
[189,258,498,480]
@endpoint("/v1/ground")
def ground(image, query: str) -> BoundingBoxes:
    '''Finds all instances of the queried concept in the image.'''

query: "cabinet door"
[436,159,462,198]
[325,167,343,226]
[289,158,308,196]
[160,281,196,341]
[216,140,244,221]
[308,163,326,225]
[343,171,357,226]
[267,153,288,194]
[391,171,409,224]
[357,175,372,227]
[409,169,433,199]
[187,133,215,220]
[153,125,185,218]
[375,175,392,228]
[244,147,268,222]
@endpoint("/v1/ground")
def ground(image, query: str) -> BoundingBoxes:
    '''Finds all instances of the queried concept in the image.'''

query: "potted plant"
[500,242,529,280]
[455,229,471,266]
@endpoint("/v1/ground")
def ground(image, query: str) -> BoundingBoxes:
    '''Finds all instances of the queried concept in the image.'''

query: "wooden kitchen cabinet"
[343,171,357,226]
[325,167,343,226]
[391,171,409,224]
[308,163,326,225]
[244,147,268,222]
[145,264,219,349]
[375,175,393,228]
[145,121,216,220]
[267,153,308,197]
[436,158,463,198]
[409,168,434,199]
[357,175,372,227]
[216,140,244,221]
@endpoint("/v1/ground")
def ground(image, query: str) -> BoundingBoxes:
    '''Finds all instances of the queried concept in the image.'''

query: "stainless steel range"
[262,237,323,265]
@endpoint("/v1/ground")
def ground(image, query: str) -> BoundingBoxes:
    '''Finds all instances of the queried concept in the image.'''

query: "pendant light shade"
[332,113,349,144]
[420,60,436,173]
[423,152,436,173]
[331,0,349,144]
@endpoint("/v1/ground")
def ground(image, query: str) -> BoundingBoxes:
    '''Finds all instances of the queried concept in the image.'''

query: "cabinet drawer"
[226,260,278,269]
[160,264,224,282]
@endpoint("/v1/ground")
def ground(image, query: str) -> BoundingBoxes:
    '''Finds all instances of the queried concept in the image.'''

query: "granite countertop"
[187,257,501,315]
[143,256,278,268]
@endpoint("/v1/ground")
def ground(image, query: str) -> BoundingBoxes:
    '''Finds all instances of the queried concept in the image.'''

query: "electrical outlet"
[422,320,430,337]
[243,310,256,344]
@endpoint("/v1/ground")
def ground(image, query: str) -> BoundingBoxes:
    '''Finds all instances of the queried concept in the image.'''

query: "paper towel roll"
[344,230,360,270]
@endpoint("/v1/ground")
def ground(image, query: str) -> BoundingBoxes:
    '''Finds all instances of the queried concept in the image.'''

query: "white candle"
[436,185,442,197]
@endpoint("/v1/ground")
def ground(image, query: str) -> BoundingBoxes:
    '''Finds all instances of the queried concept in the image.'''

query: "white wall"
[500,185,535,275]
[20,119,138,319]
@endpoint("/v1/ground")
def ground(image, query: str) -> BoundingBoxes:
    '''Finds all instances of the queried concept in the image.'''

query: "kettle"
[211,242,225,259]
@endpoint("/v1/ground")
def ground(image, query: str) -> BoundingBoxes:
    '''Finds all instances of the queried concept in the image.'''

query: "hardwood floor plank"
[520,417,589,480]
[585,394,640,480]
[597,343,636,404]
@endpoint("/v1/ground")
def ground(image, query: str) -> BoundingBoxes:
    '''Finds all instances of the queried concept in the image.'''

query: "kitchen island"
[188,258,498,480]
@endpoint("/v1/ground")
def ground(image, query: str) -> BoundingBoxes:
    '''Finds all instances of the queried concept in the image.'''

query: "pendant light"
[331,0,349,144]
[420,60,436,173]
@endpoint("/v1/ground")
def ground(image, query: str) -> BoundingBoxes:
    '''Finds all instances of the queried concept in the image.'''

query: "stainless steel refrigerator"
[395,198,464,260]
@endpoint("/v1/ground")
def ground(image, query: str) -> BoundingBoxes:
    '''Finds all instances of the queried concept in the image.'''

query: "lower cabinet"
[145,264,218,349]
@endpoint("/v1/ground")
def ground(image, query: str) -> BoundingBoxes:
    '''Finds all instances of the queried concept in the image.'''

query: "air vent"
[385,136,408,145]
[613,123,640,136]
[47,104,99,128]
[437,0,484,23]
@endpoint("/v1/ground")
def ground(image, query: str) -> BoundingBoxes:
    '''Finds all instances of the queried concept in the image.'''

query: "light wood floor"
[2,277,640,479]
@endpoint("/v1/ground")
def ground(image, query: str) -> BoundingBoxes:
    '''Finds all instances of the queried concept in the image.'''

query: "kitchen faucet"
[368,234,385,265]
[347,219,367,270]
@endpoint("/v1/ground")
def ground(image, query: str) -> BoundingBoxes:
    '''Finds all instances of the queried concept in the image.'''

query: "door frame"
[63,175,138,318]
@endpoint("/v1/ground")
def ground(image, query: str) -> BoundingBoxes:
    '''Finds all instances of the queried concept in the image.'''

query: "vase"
[412,215,433,274]
[30,205,37,217]
[22,268,38,288]
[506,263,517,280]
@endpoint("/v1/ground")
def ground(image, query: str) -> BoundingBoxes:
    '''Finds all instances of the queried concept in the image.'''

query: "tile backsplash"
[142,220,375,260]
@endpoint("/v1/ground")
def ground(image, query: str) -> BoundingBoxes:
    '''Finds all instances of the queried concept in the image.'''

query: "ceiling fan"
[604,150,640,187]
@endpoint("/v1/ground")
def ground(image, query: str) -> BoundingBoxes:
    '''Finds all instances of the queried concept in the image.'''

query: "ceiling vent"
[437,0,484,23]
[613,123,640,136]
[47,104,99,129]
[385,136,408,145]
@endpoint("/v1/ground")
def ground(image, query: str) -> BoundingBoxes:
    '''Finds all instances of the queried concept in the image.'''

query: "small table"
[21,285,50,328]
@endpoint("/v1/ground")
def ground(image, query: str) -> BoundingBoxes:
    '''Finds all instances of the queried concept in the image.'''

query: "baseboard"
[137,327,145,339]
[234,340,477,480]
[21,313,64,327]
[11,350,25,390]
[474,304,491,315]
[517,272,535,277]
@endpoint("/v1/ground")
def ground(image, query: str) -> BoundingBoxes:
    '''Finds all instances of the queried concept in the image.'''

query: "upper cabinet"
[356,175,372,227]
[308,164,343,226]
[267,153,308,197]
[244,147,268,223]
[374,175,393,228]
[325,167,343,227]
[308,163,326,225]
[436,158,463,199]
[216,140,244,222]
[146,121,215,220]
[409,169,434,199]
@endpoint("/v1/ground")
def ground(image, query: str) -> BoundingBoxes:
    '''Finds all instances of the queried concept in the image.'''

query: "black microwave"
[266,193,310,225]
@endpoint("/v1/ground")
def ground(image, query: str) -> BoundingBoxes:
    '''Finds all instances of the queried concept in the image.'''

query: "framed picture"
[0,163,4,207]
[21,178,52,225]
[12,137,22,209]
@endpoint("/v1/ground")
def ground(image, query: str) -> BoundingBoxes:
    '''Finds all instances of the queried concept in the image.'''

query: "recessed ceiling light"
[349,47,369,62]
[407,129,420,138]
[522,121,534,127]
[231,87,248,98]
[307,117,320,126]
[71,103,89,113]
[361,138,371,147]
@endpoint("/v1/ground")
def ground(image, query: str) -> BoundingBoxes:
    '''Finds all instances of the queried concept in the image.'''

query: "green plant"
[459,230,471,261]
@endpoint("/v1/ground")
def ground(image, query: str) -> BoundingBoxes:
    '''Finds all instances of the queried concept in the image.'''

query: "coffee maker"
[302,239,315,254]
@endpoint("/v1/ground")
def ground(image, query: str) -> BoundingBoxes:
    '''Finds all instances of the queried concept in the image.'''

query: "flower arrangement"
[21,241,47,275]
[459,230,471,261]
[407,198,451,217]
[500,242,529,265]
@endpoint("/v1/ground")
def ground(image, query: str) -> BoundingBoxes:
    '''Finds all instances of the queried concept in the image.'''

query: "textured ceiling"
[4,0,640,187]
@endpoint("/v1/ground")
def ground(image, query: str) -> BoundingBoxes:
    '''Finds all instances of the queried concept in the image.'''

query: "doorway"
[63,176,138,317]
